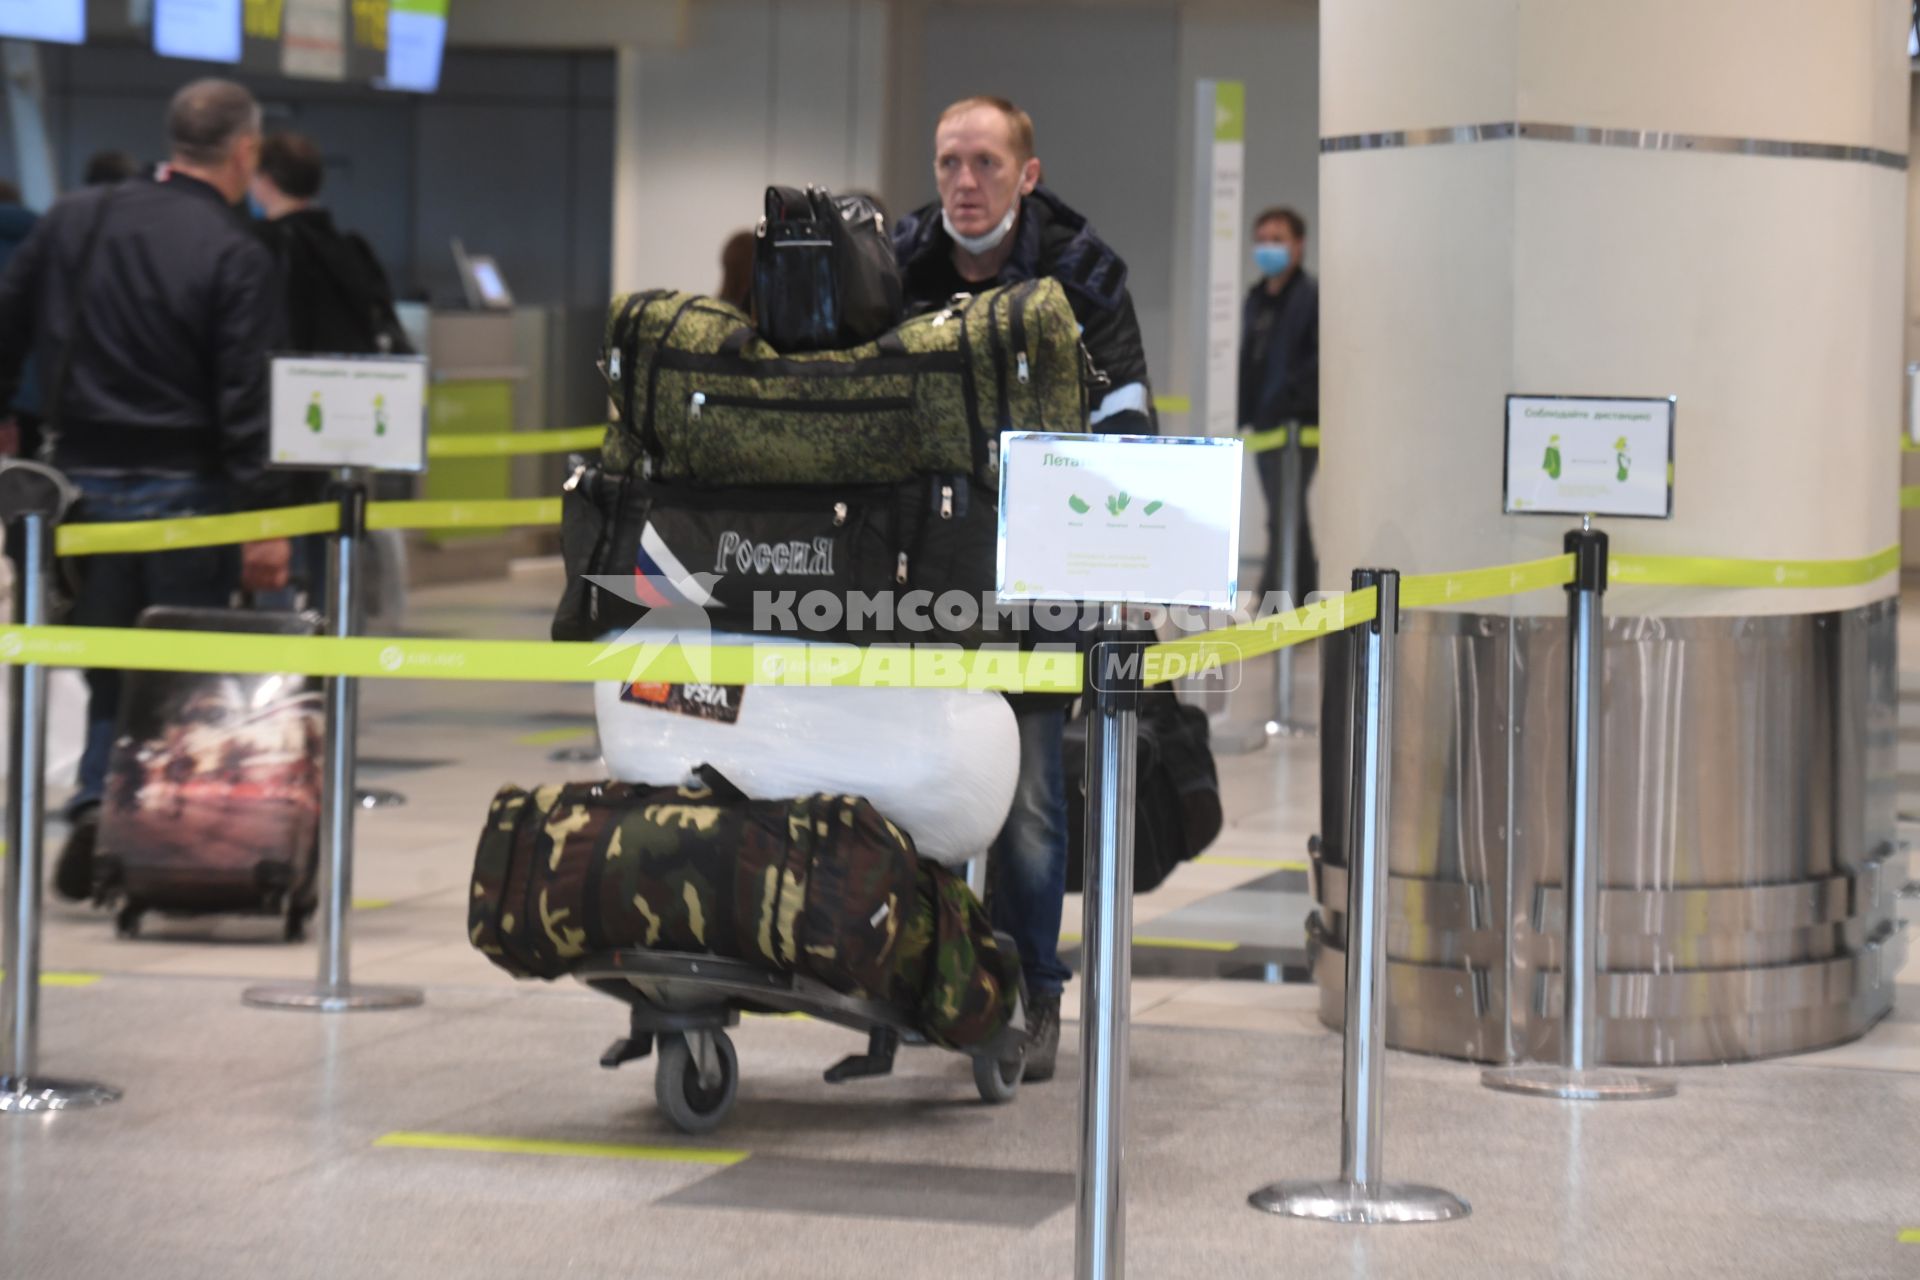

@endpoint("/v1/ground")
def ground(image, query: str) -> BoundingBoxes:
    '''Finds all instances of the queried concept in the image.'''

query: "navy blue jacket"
[893,186,1155,432]
[1238,270,1318,431]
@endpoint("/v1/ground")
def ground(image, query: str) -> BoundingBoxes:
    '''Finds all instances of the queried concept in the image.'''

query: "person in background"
[250,130,410,602]
[0,79,290,901]
[0,181,41,460]
[82,149,139,186]
[891,96,1157,1086]
[717,228,753,312]
[1238,205,1319,598]
[251,131,409,356]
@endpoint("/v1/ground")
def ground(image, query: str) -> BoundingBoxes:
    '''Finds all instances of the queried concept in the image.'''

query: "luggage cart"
[574,936,1029,1135]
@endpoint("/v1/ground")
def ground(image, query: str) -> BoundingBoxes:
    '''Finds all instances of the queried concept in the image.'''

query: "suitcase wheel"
[972,1048,1023,1105]
[114,904,143,940]
[654,1029,738,1135]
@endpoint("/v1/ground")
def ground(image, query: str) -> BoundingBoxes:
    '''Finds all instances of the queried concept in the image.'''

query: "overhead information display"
[384,0,447,92]
[0,0,86,44]
[154,0,244,63]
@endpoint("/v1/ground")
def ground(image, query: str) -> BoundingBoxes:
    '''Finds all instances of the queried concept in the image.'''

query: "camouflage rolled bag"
[467,775,914,997]
[885,861,1024,1051]
[598,280,1088,488]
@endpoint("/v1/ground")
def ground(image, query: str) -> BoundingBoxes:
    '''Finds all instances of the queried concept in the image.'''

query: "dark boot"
[1022,992,1061,1082]
[53,807,100,903]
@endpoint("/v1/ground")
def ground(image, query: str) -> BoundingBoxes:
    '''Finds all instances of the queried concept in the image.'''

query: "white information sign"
[997,432,1244,606]
[1192,79,1245,438]
[271,356,427,473]
[1504,395,1674,519]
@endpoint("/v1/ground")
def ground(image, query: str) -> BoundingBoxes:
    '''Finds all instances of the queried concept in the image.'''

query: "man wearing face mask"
[1239,206,1319,598]
[892,97,1157,1086]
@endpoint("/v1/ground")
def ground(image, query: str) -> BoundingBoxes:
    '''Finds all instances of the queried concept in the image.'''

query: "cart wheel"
[654,1030,738,1135]
[972,1049,1023,1104]
[114,904,142,940]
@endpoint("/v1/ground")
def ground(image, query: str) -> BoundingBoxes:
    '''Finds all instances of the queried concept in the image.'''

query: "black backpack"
[752,185,903,353]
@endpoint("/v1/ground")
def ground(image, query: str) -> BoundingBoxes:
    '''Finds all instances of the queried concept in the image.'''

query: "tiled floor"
[3,563,1917,1279]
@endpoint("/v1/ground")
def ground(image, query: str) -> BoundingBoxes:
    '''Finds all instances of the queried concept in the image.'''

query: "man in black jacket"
[1239,206,1319,597]
[0,78,289,900]
[893,96,1158,1084]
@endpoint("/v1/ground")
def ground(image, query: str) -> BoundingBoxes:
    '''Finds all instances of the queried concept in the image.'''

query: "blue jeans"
[65,473,238,819]
[990,704,1072,998]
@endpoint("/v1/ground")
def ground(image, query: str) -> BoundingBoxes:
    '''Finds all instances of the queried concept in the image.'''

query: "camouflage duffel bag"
[468,774,1023,1050]
[469,773,913,997]
[597,278,1089,488]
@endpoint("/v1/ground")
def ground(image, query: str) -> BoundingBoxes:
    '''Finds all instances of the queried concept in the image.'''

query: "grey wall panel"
[412,103,574,306]
[919,3,1180,394]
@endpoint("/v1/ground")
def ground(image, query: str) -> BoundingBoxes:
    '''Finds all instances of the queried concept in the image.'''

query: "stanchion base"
[1480,1064,1676,1101]
[1211,721,1272,756]
[1264,719,1316,740]
[356,788,407,811]
[0,1075,122,1112]
[1248,1178,1469,1224]
[549,745,601,764]
[242,983,424,1012]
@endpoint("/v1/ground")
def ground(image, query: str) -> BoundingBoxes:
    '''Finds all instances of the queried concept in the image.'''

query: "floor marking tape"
[373,1131,748,1165]
[1195,856,1311,873]
[352,899,392,911]
[0,970,102,987]
[1899,1228,1920,1244]
[514,725,597,746]
[1059,934,1240,953]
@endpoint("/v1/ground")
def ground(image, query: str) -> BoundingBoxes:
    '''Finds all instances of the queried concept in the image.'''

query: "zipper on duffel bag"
[687,391,914,419]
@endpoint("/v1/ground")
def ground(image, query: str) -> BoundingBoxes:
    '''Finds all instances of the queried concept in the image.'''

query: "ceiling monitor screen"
[154,0,243,63]
[0,0,86,44]
[384,0,446,93]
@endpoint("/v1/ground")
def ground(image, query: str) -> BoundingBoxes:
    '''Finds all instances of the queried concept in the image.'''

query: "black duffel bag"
[1064,695,1224,895]
[552,461,999,648]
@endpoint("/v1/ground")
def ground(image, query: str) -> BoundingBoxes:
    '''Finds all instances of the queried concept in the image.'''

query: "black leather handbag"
[752,185,903,353]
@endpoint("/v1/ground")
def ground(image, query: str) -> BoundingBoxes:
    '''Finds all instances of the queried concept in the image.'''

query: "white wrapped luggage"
[593,667,1018,867]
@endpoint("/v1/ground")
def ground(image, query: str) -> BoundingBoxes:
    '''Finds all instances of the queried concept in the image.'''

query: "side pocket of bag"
[469,786,534,976]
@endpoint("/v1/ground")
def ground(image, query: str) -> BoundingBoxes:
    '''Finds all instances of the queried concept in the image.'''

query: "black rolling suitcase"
[93,605,325,941]
[1064,695,1224,895]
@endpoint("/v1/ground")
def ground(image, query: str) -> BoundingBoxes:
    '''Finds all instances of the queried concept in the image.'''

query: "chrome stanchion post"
[1250,569,1467,1223]
[245,470,421,1012]
[1076,603,1139,1279]
[0,461,119,1112]
[1267,422,1312,738]
[1483,523,1673,1101]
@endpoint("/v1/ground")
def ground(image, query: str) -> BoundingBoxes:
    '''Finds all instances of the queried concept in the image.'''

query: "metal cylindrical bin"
[1309,601,1902,1066]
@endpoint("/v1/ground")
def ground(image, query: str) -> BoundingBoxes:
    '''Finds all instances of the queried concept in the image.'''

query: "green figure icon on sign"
[374,394,388,437]
[1614,435,1631,482]
[1542,435,1562,480]
[306,391,323,434]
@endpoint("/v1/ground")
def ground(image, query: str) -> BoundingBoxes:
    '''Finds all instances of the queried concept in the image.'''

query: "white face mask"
[943,200,1020,256]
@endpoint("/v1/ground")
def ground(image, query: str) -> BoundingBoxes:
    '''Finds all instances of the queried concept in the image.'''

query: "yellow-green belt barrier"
[0,626,1086,693]
[1244,425,1320,454]
[56,497,565,556]
[1610,545,1899,589]
[1902,484,1920,509]
[424,425,603,459]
